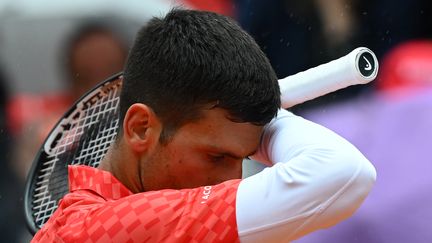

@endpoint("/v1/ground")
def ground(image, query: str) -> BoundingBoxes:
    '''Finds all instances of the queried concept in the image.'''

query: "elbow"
[351,153,377,206]
[303,146,377,231]
[313,142,377,192]
[357,155,377,194]
[340,146,377,196]
[322,145,377,223]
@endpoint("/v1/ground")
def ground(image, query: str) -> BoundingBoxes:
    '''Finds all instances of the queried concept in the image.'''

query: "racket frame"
[24,72,123,234]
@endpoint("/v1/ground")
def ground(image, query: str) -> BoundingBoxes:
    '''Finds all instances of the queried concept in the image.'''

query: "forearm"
[236,109,376,242]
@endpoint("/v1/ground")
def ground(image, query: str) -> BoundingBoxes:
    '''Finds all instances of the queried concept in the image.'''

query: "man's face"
[140,108,263,191]
[70,32,127,99]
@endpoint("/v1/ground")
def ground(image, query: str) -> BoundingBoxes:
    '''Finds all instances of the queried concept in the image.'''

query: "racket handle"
[279,47,379,108]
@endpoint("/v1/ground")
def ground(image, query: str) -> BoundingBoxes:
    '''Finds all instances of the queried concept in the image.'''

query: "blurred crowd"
[0,0,431,242]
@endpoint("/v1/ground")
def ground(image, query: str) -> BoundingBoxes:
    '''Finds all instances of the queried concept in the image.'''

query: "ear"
[122,103,161,153]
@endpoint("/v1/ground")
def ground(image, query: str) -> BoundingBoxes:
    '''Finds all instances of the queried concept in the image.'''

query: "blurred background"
[0,0,431,242]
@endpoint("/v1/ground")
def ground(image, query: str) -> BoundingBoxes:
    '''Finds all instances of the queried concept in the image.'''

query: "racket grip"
[279,47,379,108]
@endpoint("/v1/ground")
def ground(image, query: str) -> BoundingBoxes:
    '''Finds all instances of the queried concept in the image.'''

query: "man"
[32,9,376,242]
[64,21,129,101]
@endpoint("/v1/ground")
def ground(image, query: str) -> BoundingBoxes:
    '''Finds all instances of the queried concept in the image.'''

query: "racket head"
[24,73,123,234]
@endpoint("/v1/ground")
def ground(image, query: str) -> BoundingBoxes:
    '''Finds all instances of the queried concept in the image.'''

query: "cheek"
[165,154,214,186]
[154,146,204,184]
[171,153,210,178]
[161,142,243,187]
[176,155,243,186]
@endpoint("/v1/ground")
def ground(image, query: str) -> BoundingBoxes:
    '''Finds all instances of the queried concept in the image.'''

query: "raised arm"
[236,109,376,242]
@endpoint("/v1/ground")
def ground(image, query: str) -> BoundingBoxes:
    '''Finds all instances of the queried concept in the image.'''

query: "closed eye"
[208,154,226,163]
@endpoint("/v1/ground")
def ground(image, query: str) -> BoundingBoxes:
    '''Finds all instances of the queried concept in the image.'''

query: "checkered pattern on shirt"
[32,165,240,243]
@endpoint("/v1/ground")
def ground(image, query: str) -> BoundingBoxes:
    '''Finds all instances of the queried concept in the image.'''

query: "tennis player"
[32,9,376,242]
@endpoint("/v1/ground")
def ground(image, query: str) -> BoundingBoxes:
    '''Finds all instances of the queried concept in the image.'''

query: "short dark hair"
[120,9,280,143]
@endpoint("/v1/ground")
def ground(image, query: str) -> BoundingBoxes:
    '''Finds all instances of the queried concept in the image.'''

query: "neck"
[98,142,143,193]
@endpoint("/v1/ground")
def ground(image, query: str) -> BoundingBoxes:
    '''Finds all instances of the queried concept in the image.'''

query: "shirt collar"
[68,165,133,200]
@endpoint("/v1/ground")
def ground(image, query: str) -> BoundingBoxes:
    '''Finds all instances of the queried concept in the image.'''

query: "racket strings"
[72,93,120,166]
[31,82,121,228]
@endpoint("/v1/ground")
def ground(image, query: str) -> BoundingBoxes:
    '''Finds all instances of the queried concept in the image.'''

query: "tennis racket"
[24,47,378,234]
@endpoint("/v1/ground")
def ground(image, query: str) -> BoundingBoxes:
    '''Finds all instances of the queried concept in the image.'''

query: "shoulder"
[33,179,242,242]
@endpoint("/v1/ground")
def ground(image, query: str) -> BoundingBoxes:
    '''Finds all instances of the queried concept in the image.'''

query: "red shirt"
[32,165,240,242]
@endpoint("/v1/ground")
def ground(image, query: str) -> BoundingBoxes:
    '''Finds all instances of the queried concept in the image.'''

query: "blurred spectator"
[294,40,432,243]
[377,40,432,97]
[235,0,332,78]
[357,0,432,60]
[234,0,367,112]
[0,66,27,242]
[62,21,128,101]
[4,21,129,240]
[8,20,129,180]
[234,0,432,112]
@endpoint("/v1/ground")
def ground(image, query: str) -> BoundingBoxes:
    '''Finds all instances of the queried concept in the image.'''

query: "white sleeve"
[236,109,376,243]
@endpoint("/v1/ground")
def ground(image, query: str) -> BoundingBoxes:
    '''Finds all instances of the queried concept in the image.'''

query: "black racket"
[24,73,123,234]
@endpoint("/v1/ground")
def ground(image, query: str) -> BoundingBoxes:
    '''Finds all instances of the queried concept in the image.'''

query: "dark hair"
[120,9,280,143]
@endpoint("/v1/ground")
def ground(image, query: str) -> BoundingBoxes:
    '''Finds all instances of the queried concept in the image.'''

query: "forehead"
[173,108,263,156]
